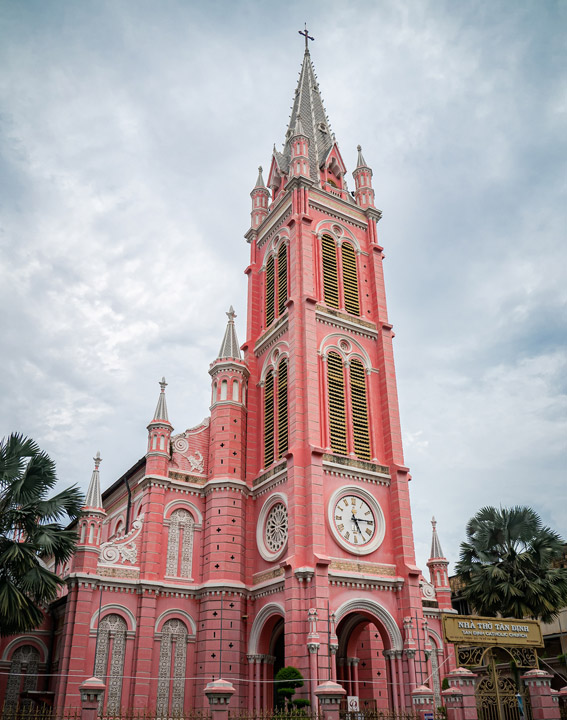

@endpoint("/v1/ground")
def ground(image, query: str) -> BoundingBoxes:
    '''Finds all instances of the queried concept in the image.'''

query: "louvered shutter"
[277,244,288,316]
[327,352,347,455]
[350,359,371,460]
[341,242,360,316]
[322,235,339,308]
[266,255,275,326]
[264,372,275,466]
[277,359,288,458]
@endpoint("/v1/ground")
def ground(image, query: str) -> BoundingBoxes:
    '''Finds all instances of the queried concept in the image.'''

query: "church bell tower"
[241,31,427,712]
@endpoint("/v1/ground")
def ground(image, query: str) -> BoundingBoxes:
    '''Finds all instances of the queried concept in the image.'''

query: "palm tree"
[0,433,84,636]
[455,505,567,623]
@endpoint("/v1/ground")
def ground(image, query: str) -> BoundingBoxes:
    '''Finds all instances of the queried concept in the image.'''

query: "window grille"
[322,235,339,308]
[277,243,288,316]
[277,359,288,458]
[266,255,276,326]
[350,359,371,460]
[341,242,360,315]
[264,372,275,466]
[327,352,348,454]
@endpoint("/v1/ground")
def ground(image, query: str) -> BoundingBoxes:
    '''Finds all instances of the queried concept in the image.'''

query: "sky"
[1,0,565,573]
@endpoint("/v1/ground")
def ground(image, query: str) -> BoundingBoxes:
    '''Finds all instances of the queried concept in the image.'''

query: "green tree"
[0,433,84,636]
[274,666,308,710]
[455,505,567,623]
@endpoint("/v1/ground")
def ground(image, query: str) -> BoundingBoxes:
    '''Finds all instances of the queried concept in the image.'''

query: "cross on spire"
[298,24,314,53]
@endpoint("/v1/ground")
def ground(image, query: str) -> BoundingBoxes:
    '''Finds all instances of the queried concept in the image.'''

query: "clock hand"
[356,518,374,524]
[353,517,362,533]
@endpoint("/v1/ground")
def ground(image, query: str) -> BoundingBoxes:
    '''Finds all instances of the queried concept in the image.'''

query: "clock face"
[333,494,376,547]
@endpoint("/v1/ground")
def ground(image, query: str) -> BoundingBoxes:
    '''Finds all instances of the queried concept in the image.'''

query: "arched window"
[263,358,289,466]
[321,236,360,315]
[327,352,347,454]
[220,380,228,401]
[341,242,360,315]
[156,619,189,716]
[265,243,289,327]
[94,614,127,714]
[277,358,288,457]
[232,379,239,401]
[350,359,371,460]
[166,509,195,579]
[264,372,275,466]
[5,646,40,711]
[322,235,339,308]
[327,353,371,460]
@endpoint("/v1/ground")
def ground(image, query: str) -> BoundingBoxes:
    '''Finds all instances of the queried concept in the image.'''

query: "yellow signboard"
[443,614,543,648]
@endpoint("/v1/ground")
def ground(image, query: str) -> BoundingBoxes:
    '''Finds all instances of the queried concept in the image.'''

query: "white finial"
[93,451,102,470]
[159,377,167,392]
[226,306,236,322]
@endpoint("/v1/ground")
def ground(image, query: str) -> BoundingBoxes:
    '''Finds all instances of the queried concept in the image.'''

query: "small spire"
[217,306,242,360]
[293,116,306,138]
[254,166,266,189]
[356,144,368,168]
[84,451,103,509]
[430,516,445,559]
[153,376,169,422]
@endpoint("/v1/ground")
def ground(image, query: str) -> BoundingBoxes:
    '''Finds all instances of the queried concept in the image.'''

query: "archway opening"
[336,612,393,712]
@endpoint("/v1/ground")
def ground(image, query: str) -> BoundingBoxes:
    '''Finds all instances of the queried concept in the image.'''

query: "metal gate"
[476,652,532,720]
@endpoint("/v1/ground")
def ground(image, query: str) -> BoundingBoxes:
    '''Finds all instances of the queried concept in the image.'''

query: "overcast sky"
[1,0,565,573]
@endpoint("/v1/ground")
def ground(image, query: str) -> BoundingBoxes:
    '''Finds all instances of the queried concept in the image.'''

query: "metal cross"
[298,24,314,52]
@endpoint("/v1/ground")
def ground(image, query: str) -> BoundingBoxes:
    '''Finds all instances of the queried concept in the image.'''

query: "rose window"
[265,503,288,552]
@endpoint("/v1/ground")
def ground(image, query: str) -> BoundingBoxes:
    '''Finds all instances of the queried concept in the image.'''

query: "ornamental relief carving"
[99,515,144,566]
[171,422,208,475]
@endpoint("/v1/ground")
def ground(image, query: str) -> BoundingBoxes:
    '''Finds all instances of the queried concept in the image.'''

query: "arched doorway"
[334,600,404,713]
[248,603,285,712]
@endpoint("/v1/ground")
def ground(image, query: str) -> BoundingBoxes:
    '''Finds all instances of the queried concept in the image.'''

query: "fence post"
[521,669,560,719]
[441,687,464,720]
[314,680,346,720]
[79,677,105,720]
[411,684,434,719]
[445,667,478,720]
[204,679,235,720]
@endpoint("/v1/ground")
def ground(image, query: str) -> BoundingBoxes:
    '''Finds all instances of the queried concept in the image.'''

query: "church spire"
[427,516,453,611]
[84,451,103,509]
[279,36,334,184]
[217,306,241,360]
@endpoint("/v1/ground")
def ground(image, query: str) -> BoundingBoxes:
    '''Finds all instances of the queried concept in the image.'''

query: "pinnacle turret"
[254,166,266,189]
[152,377,169,422]
[356,144,368,168]
[84,451,103,509]
[429,516,445,560]
[217,306,241,360]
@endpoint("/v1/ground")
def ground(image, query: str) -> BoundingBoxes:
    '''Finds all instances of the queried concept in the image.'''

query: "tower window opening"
[265,243,289,327]
[321,236,361,316]
[232,379,239,401]
[327,352,347,454]
[322,235,339,309]
[264,373,275,466]
[277,358,289,458]
[221,380,228,401]
[350,359,371,460]
[342,242,360,315]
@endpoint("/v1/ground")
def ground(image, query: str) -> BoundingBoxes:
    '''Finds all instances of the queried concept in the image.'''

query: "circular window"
[257,493,289,562]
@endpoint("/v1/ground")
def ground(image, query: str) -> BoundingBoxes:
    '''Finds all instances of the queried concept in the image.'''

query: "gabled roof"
[217,306,241,360]
[280,47,335,183]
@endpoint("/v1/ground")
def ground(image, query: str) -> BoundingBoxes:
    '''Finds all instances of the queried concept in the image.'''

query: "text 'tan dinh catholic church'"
[0,36,455,714]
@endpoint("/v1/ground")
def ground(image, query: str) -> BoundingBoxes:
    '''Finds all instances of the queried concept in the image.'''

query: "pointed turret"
[250,166,270,229]
[218,306,242,360]
[84,451,103,509]
[353,144,375,209]
[289,116,310,180]
[146,377,173,477]
[73,453,106,573]
[427,517,452,611]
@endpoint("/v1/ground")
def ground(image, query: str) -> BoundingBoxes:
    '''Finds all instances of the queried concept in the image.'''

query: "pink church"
[0,41,455,714]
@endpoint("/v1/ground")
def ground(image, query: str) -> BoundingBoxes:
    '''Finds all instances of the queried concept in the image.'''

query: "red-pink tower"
[55,454,105,708]
[241,34,427,712]
[427,517,452,611]
[195,308,249,702]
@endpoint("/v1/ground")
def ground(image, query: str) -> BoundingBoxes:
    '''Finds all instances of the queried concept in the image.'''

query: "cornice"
[308,192,368,230]
[251,461,287,496]
[316,306,378,340]
[256,200,293,249]
[322,455,390,486]
[254,314,289,357]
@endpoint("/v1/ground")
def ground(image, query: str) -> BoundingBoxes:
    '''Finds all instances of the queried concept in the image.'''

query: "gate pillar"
[521,669,560,719]
[446,667,477,720]
[79,677,105,720]
[441,687,464,720]
[411,684,434,719]
[315,680,346,720]
[204,678,235,720]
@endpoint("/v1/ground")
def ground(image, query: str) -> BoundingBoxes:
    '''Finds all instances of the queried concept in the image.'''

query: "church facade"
[0,42,455,714]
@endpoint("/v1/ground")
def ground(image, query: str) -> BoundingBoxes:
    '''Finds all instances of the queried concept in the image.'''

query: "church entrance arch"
[334,600,403,713]
[248,603,285,712]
